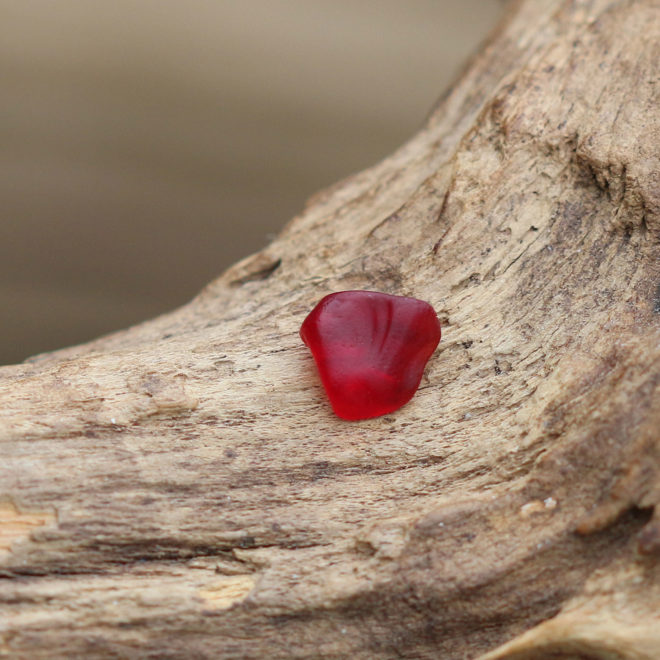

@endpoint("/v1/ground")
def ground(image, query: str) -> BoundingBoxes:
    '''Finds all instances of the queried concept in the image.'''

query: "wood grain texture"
[1,0,659,658]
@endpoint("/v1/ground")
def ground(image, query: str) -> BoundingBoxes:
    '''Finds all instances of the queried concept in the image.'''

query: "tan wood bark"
[2,0,660,658]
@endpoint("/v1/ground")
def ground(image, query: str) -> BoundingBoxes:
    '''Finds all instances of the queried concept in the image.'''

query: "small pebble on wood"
[300,291,441,420]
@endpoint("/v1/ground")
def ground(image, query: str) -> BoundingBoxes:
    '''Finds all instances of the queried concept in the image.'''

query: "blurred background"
[1,0,505,365]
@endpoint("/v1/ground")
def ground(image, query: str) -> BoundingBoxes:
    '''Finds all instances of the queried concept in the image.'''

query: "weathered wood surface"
[1,0,659,658]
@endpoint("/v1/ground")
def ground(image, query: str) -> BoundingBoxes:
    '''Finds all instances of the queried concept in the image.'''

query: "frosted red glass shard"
[300,291,441,420]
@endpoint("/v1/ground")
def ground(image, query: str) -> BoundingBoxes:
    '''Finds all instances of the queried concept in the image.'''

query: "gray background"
[1,1,504,364]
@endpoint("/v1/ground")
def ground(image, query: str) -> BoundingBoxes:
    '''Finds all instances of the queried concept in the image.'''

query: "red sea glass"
[300,291,441,420]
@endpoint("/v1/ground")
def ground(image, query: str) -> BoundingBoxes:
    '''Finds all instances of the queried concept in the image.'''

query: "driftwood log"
[2,0,660,658]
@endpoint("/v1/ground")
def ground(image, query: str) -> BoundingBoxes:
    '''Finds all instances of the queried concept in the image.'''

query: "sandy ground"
[1,0,504,364]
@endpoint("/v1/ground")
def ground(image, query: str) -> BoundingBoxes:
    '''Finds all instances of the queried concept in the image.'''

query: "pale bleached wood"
[1,1,660,658]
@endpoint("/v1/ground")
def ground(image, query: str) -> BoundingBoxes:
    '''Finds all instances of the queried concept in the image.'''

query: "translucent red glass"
[300,291,441,420]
